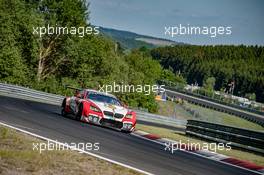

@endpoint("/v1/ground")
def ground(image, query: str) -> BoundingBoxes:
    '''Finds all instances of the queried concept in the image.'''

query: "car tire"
[61,98,67,117]
[75,103,83,121]
[122,129,133,134]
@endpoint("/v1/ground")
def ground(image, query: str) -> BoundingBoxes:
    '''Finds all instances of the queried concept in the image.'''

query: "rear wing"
[64,85,84,97]
[64,85,83,91]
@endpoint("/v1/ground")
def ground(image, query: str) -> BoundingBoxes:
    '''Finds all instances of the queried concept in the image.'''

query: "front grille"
[114,113,124,119]
[100,118,123,129]
[103,111,124,119]
[104,111,113,117]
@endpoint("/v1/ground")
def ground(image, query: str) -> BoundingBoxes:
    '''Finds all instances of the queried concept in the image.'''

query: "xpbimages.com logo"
[32,140,100,153]
[98,82,165,95]
[164,140,232,154]
[32,24,100,37]
[165,24,232,38]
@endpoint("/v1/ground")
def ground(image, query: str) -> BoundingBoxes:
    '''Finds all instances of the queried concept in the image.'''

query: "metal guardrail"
[0,83,186,127]
[158,80,264,116]
[135,110,187,127]
[186,120,264,154]
[0,83,63,104]
[165,87,264,127]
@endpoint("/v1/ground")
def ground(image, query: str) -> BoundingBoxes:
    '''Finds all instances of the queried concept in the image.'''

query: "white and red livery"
[61,89,136,132]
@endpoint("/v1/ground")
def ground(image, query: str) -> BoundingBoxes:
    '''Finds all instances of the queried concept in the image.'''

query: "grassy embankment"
[156,100,263,131]
[0,126,142,175]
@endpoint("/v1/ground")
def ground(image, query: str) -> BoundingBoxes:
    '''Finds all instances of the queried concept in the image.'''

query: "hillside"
[99,27,183,50]
[151,45,264,103]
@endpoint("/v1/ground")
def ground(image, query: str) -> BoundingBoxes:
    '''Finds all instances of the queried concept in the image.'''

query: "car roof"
[84,89,117,99]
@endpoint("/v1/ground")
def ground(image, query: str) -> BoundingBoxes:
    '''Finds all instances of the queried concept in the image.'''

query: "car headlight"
[90,105,101,112]
[125,114,133,119]
[123,123,132,129]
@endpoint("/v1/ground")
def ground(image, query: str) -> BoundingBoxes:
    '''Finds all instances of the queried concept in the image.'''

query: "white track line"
[0,121,154,175]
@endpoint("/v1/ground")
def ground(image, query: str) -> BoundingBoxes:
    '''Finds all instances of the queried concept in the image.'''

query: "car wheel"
[61,108,67,117]
[75,103,83,121]
[122,130,133,134]
[61,99,67,117]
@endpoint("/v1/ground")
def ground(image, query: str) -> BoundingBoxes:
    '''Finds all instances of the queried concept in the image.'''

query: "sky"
[88,0,264,45]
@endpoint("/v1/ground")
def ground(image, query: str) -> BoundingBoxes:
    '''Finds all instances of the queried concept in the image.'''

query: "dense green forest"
[0,0,184,112]
[151,45,264,102]
[1,0,263,112]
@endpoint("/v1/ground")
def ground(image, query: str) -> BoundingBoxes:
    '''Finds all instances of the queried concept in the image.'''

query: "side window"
[79,90,85,99]
[84,91,90,99]
[75,90,84,99]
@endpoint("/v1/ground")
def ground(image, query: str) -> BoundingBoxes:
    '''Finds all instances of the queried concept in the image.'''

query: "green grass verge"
[156,101,193,120]
[136,124,264,166]
[0,126,142,175]
[185,102,264,131]
[156,101,264,131]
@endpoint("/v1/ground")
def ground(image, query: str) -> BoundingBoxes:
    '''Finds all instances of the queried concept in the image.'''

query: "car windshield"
[87,92,121,106]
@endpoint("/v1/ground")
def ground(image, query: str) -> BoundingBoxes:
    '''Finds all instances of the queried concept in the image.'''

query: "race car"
[61,88,136,132]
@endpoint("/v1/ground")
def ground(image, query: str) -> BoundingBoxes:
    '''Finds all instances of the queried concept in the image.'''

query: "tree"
[151,45,264,102]
[245,93,256,101]
[0,0,37,84]
[35,0,90,81]
[161,69,186,84]
[203,77,216,91]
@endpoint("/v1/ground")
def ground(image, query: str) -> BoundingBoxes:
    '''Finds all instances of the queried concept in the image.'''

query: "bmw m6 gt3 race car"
[61,88,136,132]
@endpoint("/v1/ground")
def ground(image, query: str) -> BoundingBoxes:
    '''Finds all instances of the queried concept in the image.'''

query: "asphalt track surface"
[0,96,259,175]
